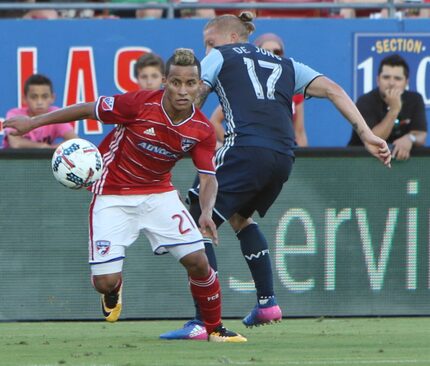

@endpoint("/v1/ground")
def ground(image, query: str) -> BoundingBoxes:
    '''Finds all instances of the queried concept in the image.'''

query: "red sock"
[189,268,221,334]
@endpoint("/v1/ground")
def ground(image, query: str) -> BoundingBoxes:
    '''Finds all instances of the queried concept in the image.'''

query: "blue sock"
[204,241,218,272]
[237,223,274,301]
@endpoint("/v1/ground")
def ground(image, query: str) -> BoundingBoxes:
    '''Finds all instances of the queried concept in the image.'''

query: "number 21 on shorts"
[172,210,197,234]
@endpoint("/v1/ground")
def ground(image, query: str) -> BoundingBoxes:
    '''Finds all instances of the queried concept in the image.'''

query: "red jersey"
[92,90,216,195]
[292,94,304,123]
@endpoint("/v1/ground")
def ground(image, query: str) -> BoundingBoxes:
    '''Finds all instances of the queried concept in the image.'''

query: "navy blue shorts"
[189,146,294,222]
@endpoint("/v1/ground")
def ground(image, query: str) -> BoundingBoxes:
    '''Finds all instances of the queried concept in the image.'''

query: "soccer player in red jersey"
[4,48,246,343]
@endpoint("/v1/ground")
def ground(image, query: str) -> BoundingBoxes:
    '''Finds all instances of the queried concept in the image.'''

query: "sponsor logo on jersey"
[96,240,111,256]
[143,127,156,136]
[181,137,197,152]
[138,141,179,158]
[102,97,115,111]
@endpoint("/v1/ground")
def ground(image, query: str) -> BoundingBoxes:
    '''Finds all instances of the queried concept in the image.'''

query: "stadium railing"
[0,1,429,19]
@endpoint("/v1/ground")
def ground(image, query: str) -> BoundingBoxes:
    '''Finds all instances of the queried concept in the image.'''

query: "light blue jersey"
[202,43,322,155]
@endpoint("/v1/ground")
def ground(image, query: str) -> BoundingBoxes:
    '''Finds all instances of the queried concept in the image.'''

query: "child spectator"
[3,74,78,148]
[134,53,165,91]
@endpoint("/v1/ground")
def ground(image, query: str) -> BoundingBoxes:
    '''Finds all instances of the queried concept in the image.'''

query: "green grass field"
[1,318,429,366]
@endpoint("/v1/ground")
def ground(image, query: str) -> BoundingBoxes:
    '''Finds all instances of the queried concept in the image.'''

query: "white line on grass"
[282,360,421,365]
[209,360,423,366]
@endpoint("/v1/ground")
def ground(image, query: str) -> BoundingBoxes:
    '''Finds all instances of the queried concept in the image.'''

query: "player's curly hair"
[165,48,201,77]
[204,11,256,40]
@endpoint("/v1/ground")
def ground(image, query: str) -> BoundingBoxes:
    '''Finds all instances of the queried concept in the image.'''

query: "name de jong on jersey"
[202,43,321,155]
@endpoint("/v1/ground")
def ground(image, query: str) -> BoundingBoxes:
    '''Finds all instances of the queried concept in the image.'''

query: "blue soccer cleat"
[242,297,282,328]
[160,319,208,340]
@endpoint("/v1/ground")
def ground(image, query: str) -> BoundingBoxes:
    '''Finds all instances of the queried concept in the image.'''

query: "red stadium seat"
[256,0,334,18]
[197,0,255,16]
[190,0,335,18]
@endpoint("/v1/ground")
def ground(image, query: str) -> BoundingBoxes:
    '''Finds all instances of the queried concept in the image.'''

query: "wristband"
[408,134,417,144]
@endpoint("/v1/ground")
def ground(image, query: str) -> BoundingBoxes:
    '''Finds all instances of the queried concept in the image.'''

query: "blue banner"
[0,19,429,147]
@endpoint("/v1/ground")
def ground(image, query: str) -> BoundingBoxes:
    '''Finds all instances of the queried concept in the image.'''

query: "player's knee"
[92,273,121,294]
[180,250,210,278]
[229,214,254,232]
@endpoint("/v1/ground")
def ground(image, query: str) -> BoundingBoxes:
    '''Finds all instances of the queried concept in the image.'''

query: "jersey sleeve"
[95,91,144,124]
[189,129,216,175]
[291,59,323,95]
[201,48,224,90]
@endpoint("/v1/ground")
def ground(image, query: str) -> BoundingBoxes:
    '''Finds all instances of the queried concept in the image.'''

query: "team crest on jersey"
[95,240,111,256]
[101,97,115,111]
[181,138,197,152]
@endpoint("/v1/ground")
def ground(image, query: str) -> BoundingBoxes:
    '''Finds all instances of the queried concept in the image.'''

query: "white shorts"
[89,191,205,275]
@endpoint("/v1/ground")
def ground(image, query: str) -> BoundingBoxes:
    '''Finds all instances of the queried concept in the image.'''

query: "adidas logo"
[144,127,156,136]
[189,325,206,338]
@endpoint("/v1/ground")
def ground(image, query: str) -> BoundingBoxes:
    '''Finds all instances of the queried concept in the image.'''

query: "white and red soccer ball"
[51,138,103,189]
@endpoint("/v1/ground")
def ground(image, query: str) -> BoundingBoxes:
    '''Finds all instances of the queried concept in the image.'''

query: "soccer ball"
[51,138,103,189]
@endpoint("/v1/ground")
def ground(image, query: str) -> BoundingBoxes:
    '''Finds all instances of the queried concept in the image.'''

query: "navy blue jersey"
[202,43,321,155]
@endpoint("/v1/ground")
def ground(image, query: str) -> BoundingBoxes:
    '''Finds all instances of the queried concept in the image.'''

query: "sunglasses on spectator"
[270,49,284,56]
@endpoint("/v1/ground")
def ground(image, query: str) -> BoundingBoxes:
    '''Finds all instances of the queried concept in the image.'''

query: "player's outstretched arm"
[198,173,219,245]
[4,102,96,136]
[306,76,391,168]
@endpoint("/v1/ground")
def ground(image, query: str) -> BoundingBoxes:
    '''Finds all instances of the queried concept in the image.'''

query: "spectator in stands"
[348,54,427,160]
[420,0,430,17]
[0,0,26,18]
[196,0,255,17]
[23,9,59,19]
[175,0,216,18]
[3,74,78,148]
[337,0,402,18]
[134,53,165,91]
[255,0,333,18]
[196,0,332,18]
[21,0,59,19]
[109,0,168,18]
[58,0,112,19]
